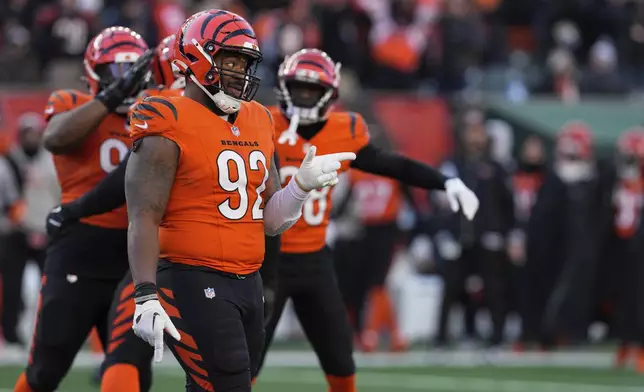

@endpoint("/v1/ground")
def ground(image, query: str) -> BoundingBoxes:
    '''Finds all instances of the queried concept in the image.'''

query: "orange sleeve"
[43,89,83,122]
[128,96,182,151]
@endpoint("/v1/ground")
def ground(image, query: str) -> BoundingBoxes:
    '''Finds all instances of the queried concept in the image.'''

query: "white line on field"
[258,370,643,392]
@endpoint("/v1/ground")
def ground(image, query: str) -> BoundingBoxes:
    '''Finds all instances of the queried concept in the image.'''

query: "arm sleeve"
[263,177,309,236]
[351,143,448,190]
[65,151,130,219]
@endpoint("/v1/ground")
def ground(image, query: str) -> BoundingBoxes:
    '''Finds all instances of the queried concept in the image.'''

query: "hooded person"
[526,121,612,348]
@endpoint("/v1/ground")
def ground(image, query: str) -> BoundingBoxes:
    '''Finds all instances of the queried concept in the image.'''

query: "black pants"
[26,274,120,392]
[614,247,644,346]
[0,231,45,343]
[437,245,509,345]
[254,248,355,378]
[157,261,264,392]
[347,222,398,333]
[100,271,153,391]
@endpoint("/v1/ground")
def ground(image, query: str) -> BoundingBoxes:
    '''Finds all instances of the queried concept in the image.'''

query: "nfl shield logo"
[231,126,240,137]
[204,287,216,299]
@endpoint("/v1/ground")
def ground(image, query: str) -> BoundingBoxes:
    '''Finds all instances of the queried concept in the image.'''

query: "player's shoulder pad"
[44,89,91,120]
[128,96,179,140]
[333,111,368,140]
[247,101,274,126]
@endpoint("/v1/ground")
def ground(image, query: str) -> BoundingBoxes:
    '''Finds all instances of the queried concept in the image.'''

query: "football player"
[13,27,152,392]
[125,9,355,392]
[42,33,186,392]
[251,48,479,392]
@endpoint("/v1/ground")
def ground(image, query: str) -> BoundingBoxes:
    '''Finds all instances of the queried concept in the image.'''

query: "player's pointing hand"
[295,146,356,191]
[132,290,181,362]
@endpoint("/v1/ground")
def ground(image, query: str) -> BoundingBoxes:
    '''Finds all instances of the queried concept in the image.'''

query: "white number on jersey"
[279,165,330,226]
[99,138,129,173]
[218,150,269,220]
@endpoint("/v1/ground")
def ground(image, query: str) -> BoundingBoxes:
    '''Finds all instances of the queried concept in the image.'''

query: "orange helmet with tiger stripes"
[173,10,262,113]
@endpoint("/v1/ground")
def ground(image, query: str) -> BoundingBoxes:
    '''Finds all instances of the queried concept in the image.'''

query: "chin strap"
[189,74,241,114]
[278,111,300,146]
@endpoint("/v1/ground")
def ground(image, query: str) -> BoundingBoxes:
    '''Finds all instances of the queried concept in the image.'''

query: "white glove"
[444,178,479,220]
[295,146,356,191]
[132,299,181,362]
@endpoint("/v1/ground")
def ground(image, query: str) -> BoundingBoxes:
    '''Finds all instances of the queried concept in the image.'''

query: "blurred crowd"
[329,109,644,370]
[3,0,644,94]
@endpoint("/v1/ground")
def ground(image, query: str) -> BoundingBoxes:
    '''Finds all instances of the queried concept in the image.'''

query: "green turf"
[0,365,642,392]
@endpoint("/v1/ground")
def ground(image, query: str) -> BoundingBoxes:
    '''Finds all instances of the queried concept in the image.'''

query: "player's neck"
[280,112,327,140]
[185,84,236,123]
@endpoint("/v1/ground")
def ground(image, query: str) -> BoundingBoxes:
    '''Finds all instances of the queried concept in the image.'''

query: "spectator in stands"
[580,37,628,95]
[0,113,59,348]
[439,0,487,92]
[32,0,94,82]
[358,0,440,90]
[254,0,321,86]
[152,0,186,45]
[100,0,156,47]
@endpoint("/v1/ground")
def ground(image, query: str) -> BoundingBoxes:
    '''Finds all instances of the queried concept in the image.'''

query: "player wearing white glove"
[132,291,181,362]
[444,177,479,220]
[263,145,356,236]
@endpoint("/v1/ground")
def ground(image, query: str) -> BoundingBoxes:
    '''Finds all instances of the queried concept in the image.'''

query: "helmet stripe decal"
[211,19,238,42]
[220,29,256,44]
[296,60,331,76]
[199,10,229,38]
[101,41,148,54]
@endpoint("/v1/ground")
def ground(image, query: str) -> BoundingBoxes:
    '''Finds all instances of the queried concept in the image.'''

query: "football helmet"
[83,26,150,96]
[152,34,185,90]
[276,49,341,144]
[616,127,644,178]
[173,10,262,114]
[556,121,593,160]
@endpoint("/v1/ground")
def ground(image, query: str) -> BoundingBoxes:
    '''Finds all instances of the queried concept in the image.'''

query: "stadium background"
[1,0,644,391]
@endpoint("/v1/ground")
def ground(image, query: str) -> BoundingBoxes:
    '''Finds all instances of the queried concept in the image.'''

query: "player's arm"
[348,112,478,219]
[43,51,154,154]
[45,152,130,240]
[263,146,355,236]
[43,99,110,154]
[351,143,448,190]
[125,136,178,286]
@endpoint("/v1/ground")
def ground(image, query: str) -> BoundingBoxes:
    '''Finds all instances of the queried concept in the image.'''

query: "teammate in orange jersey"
[41,34,185,392]
[13,27,153,392]
[346,169,410,352]
[251,48,479,392]
[125,10,355,392]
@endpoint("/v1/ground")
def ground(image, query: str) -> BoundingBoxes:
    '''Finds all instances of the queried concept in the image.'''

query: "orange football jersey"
[129,96,275,274]
[44,89,131,229]
[350,169,403,225]
[271,107,370,253]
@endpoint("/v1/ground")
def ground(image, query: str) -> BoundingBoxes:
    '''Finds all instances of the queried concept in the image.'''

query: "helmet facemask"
[185,39,261,114]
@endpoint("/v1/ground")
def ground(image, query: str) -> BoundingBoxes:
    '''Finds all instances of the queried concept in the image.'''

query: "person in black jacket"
[526,121,613,349]
[510,135,546,350]
[600,128,644,372]
[433,109,514,347]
